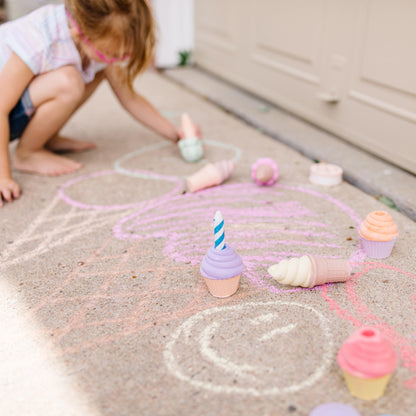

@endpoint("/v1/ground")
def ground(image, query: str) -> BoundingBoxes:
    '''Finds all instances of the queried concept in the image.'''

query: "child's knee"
[56,66,85,102]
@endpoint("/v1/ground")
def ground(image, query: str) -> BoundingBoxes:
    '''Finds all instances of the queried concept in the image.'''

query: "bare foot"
[46,135,96,153]
[13,149,82,176]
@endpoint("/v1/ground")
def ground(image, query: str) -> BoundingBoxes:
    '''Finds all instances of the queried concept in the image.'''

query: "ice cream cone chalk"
[186,160,235,193]
[268,255,351,288]
[178,113,204,162]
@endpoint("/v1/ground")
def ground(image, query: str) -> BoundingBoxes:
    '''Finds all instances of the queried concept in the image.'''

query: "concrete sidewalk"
[0,70,415,416]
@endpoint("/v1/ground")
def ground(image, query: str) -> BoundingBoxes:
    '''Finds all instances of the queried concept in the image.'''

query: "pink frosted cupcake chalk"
[251,158,278,186]
[337,326,397,400]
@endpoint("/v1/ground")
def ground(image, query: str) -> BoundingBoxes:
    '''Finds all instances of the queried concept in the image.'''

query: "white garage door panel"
[350,0,416,115]
[195,0,239,53]
[342,1,416,170]
[252,0,324,64]
[250,0,324,85]
[360,0,416,95]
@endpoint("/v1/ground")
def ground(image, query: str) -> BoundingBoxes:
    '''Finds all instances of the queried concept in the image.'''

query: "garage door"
[195,0,416,174]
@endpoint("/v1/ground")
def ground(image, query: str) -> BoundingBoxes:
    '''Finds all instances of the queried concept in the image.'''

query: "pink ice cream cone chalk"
[337,327,397,400]
[181,112,198,138]
[251,158,279,186]
[186,160,235,193]
[268,255,351,288]
[178,112,204,162]
[200,211,245,298]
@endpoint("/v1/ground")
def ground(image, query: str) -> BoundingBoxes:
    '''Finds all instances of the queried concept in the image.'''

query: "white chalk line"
[164,301,334,396]
[200,318,298,379]
[250,313,277,324]
[113,139,242,179]
[0,194,127,269]
[114,142,177,179]
[259,323,298,341]
[199,322,258,381]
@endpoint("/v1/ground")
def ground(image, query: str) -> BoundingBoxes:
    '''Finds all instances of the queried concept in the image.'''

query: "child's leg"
[13,66,93,176]
[45,70,106,153]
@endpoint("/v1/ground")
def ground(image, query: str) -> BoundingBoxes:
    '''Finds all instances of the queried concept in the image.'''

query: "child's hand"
[0,178,20,206]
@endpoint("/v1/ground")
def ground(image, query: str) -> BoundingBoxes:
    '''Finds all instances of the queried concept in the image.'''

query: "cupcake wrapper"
[204,275,241,298]
[360,237,396,259]
[342,370,391,400]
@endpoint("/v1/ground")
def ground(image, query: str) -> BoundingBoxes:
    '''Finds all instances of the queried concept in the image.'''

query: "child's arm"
[104,66,180,143]
[0,53,34,205]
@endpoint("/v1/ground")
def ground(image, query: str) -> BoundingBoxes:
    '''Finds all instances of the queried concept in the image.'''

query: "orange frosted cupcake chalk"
[359,211,398,259]
[359,211,398,241]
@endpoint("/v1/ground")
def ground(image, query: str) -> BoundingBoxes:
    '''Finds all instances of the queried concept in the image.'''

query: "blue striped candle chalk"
[213,210,225,250]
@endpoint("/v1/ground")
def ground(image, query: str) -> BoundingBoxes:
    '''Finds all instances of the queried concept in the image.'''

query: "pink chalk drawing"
[321,262,416,390]
[51,172,416,390]
[113,182,366,294]
[28,235,259,357]
[111,180,416,389]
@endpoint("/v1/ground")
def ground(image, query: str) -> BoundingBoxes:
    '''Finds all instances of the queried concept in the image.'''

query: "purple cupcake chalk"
[309,402,361,416]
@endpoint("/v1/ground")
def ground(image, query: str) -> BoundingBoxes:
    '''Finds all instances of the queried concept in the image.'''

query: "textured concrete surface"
[165,67,416,221]
[1,70,416,416]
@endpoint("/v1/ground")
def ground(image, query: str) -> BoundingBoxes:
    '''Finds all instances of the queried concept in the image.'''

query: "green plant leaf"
[178,50,192,66]
[376,195,398,210]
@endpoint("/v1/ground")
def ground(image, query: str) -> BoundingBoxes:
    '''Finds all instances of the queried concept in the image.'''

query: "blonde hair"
[65,0,155,89]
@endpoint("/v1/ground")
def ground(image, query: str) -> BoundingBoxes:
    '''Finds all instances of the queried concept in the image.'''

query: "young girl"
[0,0,182,206]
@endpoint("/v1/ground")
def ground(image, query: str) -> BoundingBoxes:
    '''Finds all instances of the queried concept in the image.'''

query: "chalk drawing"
[57,140,241,211]
[58,169,183,211]
[7,141,413,394]
[321,262,416,390]
[114,139,242,178]
[164,301,334,395]
[250,314,299,341]
[258,323,298,341]
[113,182,366,295]
[0,194,124,269]
[26,234,259,357]
[114,141,180,179]
[2,142,199,270]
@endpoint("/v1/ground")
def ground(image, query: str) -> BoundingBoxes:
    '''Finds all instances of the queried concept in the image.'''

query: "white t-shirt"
[0,4,106,83]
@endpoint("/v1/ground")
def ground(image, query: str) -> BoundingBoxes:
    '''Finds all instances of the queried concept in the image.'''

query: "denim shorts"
[9,87,35,141]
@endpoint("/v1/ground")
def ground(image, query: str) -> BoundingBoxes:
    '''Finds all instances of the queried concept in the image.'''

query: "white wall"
[152,0,194,68]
